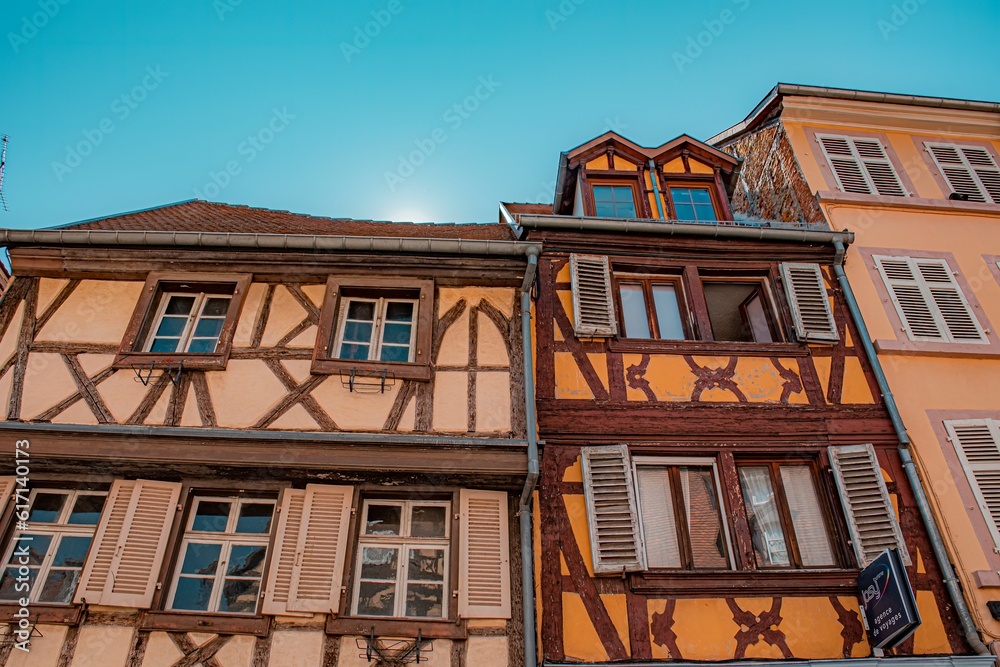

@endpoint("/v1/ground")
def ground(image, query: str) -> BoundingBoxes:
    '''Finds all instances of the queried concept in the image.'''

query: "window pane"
[227,545,267,577]
[192,317,225,339]
[780,466,836,567]
[342,321,374,344]
[636,467,681,568]
[385,302,414,322]
[201,297,231,317]
[593,186,614,202]
[652,285,685,340]
[357,581,396,616]
[179,543,222,575]
[153,315,188,338]
[381,322,413,346]
[236,503,274,534]
[172,577,214,611]
[411,506,447,538]
[379,345,410,363]
[12,534,52,565]
[29,493,67,523]
[619,284,651,338]
[220,578,259,614]
[0,566,37,600]
[704,282,768,342]
[674,202,696,220]
[347,301,376,321]
[164,296,196,316]
[338,342,370,360]
[595,201,618,217]
[680,467,729,569]
[52,535,92,567]
[360,547,398,580]
[694,203,717,221]
[689,188,712,203]
[150,337,181,353]
[365,505,401,535]
[69,495,106,525]
[406,583,443,618]
[186,338,218,354]
[738,467,789,567]
[742,293,773,343]
[38,569,80,603]
[407,549,445,582]
[192,501,231,532]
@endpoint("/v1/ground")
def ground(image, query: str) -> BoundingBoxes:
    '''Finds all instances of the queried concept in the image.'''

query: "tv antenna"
[0,134,8,212]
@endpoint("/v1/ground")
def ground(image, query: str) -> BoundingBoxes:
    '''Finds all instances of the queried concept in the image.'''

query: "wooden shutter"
[581,444,645,574]
[875,255,985,343]
[0,477,15,512]
[946,419,1000,549]
[261,488,308,616]
[780,262,839,342]
[458,489,510,619]
[828,444,909,567]
[569,254,617,337]
[926,143,1000,204]
[286,484,353,613]
[74,479,181,607]
[818,135,906,196]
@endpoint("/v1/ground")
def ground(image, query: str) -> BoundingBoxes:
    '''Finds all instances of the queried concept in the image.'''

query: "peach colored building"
[713,84,1000,655]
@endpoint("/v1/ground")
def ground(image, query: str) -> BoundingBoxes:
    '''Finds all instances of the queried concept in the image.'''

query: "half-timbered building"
[503,133,990,664]
[0,200,538,667]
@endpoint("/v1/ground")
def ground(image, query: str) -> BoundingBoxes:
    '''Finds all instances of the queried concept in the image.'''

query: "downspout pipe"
[832,240,989,656]
[647,159,665,220]
[519,247,540,667]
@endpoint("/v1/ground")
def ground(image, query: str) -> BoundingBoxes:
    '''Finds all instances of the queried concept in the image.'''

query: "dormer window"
[669,187,717,222]
[592,185,637,218]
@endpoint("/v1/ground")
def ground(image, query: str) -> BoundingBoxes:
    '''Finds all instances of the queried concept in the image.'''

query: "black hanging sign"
[857,547,921,650]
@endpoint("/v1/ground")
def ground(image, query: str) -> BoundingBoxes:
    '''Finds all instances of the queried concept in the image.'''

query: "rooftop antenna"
[0,134,8,211]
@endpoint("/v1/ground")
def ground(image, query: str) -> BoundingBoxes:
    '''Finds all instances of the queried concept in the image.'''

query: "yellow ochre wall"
[781,97,1000,644]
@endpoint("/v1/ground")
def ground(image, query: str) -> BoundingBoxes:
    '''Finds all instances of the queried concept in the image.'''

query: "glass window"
[617,276,687,340]
[167,496,275,615]
[634,461,730,570]
[353,500,450,619]
[738,463,835,568]
[703,281,776,343]
[0,489,107,604]
[593,185,637,218]
[335,298,418,363]
[670,187,717,221]
[147,291,233,354]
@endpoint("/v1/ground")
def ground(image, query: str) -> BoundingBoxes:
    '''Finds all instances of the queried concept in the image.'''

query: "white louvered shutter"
[875,256,985,343]
[569,254,617,337]
[818,135,906,196]
[828,444,909,567]
[780,262,839,342]
[286,484,353,613]
[0,477,15,512]
[458,489,510,619]
[581,445,645,574]
[262,488,309,616]
[945,419,1000,550]
[926,143,1000,204]
[74,479,181,607]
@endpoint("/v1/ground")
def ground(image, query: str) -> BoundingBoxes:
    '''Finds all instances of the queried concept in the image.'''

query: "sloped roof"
[501,202,553,216]
[57,200,515,241]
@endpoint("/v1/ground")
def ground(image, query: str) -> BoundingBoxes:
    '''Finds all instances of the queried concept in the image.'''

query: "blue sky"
[1,0,998,230]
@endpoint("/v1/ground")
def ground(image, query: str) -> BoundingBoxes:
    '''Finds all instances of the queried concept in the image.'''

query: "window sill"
[817,189,1000,216]
[608,339,810,357]
[0,603,83,625]
[113,352,229,371]
[874,338,1000,359]
[310,358,432,381]
[326,616,467,640]
[628,569,859,596]
[139,610,270,636]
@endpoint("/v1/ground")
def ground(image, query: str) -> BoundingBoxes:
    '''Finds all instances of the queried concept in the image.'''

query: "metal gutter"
[518,214,854,245]
[0,229,542,258]
[647,159,665,219]
[832,240,989,656]
[518,247,540,667]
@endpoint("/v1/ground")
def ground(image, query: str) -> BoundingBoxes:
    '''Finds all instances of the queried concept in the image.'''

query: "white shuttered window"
[926,143,1000,204]
[945,419,1000,550]
[581,445,645,573]
[459,489,511,619]
[569,254,617,337]
[817,135,906,197]
[874,255,986,343]
[828,444,909,567]
[780,262,839,342]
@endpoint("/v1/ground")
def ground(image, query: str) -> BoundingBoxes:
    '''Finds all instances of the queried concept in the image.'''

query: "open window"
[312,277,434,380]
[116,272,251,370]
[702,280,780,343]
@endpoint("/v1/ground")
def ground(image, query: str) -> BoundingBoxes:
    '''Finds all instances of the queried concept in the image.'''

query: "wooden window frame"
[332,296,419,364]
[312,277,434,381]
[665,183,721,222]
[612,273,691,341]
[584,175,648,219]
[115,272,252,371]
[699,274,784,344]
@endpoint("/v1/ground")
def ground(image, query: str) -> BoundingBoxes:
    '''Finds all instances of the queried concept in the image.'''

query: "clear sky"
[1,0,998,230]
